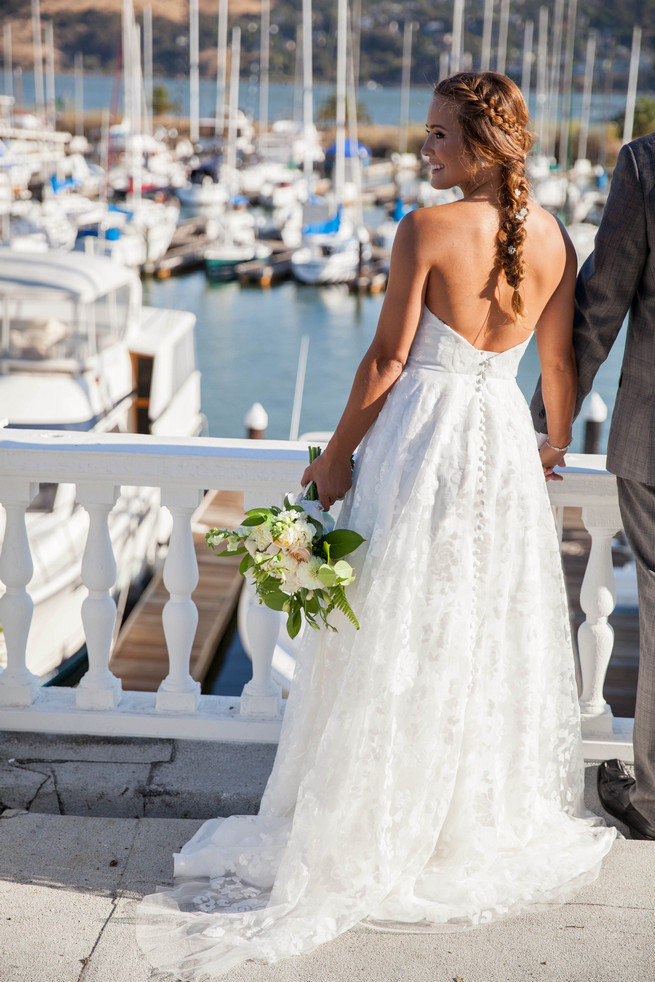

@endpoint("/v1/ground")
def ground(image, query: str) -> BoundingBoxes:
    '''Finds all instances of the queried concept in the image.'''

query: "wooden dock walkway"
[109,490,246,691]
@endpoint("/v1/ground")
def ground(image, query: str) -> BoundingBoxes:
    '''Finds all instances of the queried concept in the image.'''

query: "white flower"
[507,245,516,255]
[248,523,274,551]
[516,207,528,221]
[274,517,314,550]
[298,555,324,590]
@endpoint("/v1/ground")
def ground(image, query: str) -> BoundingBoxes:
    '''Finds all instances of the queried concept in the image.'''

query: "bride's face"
[421,96,487,196]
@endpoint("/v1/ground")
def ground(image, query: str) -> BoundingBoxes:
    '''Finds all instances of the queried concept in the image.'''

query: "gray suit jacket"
[530,132,655,483]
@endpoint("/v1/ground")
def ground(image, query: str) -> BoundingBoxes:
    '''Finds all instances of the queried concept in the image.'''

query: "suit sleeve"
[530,143,647,431]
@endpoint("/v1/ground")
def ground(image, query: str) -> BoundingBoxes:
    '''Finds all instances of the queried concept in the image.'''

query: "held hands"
[301,448,353,510]
[539,443,566,482]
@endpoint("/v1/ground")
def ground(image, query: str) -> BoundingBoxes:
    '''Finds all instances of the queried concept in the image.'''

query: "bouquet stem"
[305,445,322,501]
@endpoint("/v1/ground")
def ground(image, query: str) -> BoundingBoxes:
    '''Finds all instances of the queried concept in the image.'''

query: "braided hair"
[434,72,534,318]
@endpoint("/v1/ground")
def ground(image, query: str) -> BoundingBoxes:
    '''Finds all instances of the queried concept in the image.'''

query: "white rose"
[298,555,324,590]
[248,524,273,551]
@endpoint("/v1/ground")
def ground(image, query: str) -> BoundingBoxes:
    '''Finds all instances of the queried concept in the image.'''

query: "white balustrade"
[0,434,636,756]
[0,478,39,706]
[76,484,122,710]
[156,487,203,712]
[577,505,622,737]
[240,585,283,719]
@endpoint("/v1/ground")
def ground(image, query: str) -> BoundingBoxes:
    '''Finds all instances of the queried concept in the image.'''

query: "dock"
[109,490,246,691]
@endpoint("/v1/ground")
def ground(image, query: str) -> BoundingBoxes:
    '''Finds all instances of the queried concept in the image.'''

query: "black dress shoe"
[597,759,655,840]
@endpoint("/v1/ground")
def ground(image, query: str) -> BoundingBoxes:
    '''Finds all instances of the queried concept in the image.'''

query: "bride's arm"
[535,231,578,474]
[302,213,429,509]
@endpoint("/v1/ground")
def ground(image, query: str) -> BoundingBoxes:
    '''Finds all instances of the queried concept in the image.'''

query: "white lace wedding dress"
[137,305,616,979]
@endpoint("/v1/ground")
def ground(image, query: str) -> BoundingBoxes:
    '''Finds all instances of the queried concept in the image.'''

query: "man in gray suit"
[531,134,655,840]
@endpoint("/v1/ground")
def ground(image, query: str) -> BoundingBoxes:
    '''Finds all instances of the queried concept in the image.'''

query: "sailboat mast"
[44,20,55,130]
[622,25,642,145]
[259,0,270,152]
[557,0,577,171]
[480,0,493,72]
[495,0,510,75]
[577,33,596,162]
[451,0,464,74]
[190,0,200,144]
[302,0,314,189]
[215,0,228,138]
[521,20,533,101]
[143,5,153,136]
[226,26,241,174]
[31,0,45,123]
[535,6,548,152]
[399,20,414,154]
[334,0,347,205]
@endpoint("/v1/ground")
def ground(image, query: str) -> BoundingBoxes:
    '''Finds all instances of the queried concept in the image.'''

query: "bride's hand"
[301,449,353,510]
[539,444,566,482]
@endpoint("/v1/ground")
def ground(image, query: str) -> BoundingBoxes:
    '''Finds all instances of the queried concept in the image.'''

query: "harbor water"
[142,271,626,452]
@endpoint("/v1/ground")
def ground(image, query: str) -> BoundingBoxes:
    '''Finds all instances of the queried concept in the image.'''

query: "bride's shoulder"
[525,201,571,254]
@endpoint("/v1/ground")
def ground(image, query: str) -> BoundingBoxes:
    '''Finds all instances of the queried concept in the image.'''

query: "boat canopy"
[0,248,140,304]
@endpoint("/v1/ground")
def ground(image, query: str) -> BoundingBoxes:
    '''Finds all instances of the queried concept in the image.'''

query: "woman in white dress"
[137,72,616,980]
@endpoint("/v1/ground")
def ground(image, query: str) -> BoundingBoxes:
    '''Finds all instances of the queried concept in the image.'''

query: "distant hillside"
[1,0,654,89]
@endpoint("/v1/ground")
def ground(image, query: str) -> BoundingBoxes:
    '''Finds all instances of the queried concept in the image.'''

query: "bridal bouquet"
[206,448,364,639]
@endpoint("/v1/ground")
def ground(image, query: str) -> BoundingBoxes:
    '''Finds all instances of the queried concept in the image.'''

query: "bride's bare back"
[417,196,572,353]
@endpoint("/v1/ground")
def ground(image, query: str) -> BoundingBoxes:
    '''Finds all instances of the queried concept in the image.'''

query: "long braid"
[434,72,534,318]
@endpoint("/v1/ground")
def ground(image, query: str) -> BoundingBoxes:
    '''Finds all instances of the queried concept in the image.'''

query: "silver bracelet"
[545,438,571,453]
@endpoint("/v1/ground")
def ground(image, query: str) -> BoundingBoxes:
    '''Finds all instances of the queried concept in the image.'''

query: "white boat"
[0,248,204,679]
[290,209,371,285]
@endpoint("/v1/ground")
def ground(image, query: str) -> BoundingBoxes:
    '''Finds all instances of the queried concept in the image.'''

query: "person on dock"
[531,134,655,842]
[137,73,616,980]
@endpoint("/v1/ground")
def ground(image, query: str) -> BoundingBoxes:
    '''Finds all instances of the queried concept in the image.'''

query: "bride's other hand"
[539,444,566,482]
[301,449,353,510]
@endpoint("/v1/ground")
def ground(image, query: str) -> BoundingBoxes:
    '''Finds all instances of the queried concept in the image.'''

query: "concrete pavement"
[1,733,654,982]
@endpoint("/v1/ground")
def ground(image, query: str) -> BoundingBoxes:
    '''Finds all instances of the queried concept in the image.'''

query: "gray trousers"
[617,476,655,823]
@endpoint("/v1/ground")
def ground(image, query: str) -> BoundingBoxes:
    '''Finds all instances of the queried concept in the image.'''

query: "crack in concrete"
[77,821,142,981]
[7,760,57,813]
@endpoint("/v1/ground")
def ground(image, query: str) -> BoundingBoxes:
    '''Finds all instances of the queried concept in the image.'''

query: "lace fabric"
[137,306,616,980]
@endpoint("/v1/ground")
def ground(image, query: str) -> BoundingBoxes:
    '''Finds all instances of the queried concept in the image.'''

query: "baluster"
[75,484,122,710]
[0,479,39,706]
[240,582,283,719]
[156,487,202,712]
[578,505,622,738]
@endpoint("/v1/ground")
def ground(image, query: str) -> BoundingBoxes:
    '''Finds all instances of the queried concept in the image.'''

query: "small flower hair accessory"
[507,245,516,254]
[516,207,528,221]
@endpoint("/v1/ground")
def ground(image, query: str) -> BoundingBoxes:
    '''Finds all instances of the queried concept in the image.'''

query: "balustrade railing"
[0,432,635,760]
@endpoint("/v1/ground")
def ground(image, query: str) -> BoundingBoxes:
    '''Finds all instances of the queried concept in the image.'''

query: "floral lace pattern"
[137,306,616,980]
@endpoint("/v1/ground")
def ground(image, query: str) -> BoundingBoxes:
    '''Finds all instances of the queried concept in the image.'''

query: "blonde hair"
[434,71,534,317]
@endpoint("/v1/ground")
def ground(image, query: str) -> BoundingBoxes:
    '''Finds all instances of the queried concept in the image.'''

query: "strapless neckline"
[423,304,533,356]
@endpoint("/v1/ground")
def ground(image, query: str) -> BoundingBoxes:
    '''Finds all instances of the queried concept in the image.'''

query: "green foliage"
[152,84,181,116]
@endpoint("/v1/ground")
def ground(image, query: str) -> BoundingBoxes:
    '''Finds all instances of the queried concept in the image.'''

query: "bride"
[137,72,616,979]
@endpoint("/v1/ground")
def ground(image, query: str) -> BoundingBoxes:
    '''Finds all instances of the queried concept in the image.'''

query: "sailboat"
[290,0,371,286]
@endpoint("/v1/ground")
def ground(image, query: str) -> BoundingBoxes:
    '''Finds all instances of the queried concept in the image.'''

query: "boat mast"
[143,5,153,136]
[622,25,642,145]
[450,0,464,74]
[215,0,228,139]
[334,0,347,206]
[521,20,533,102]
[399,20,414,154]
[495,0,510,75]
[535,6,548,152]
[3,23,13,126]
[44,20,55,131]
[557,0,577,171]
[577,33,596,162]
[189,0,200,144]
[302,0,314,191]
[480,0,493,72]
[259,0,270,154]
[31,0,45,123]
[225,26,241,176]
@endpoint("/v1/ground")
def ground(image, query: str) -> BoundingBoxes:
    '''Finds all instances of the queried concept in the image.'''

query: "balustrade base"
[240,680,283,720]
[0,675,40,707]
[580,705,615,739]
[156,681,201,713]
[582,715,635,763]
[76,677,122,711]
[1,687,284,742]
